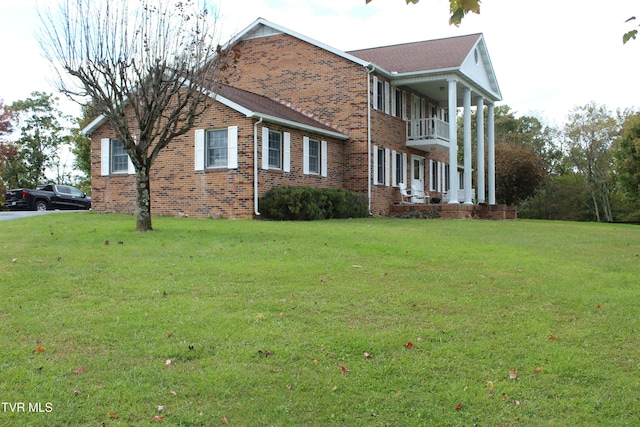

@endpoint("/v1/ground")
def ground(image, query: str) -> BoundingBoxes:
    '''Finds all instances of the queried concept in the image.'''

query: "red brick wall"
[229,33,370,195]
[90,102,346,219]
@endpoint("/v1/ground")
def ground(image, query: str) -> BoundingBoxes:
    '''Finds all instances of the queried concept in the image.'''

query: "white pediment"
[460,37,501,100]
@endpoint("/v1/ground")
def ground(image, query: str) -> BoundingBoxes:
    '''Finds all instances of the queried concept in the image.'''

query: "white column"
[463,87,472,205]
[487,103,496,205]
[476,97,485,204]
[447,79,459,204]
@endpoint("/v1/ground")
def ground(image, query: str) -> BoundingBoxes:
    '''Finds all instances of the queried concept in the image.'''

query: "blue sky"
[1,0,639,127]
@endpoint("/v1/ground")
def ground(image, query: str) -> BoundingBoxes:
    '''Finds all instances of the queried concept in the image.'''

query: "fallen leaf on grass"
[169,391,177,396]
[221,416,229,424]
[597,303,604,309]
[549,334,558,340]
[340,365,350,373]
[108,412,118,419]
[73,367,84,375]
[166,331,172,338]
[165,359,173,366]
[313,359,320,365]
[157,405,164,412]
[363,352,371,359]
[403,342,414,349]
[514,399,521,406]
[352,264,362,268]
[331,386,338,392]
[33,346,45,354]
[535,366,543,373]
[502,394,508,401]
[258,350,273,357]
[509,370,517,379]
[257,313,265,319]
[152,415,165,422]
[454,403,462,411]
[486,381,494,390]
[73,389,82,395]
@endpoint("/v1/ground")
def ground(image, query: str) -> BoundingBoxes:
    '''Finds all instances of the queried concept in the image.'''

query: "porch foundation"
[389,203,517,220]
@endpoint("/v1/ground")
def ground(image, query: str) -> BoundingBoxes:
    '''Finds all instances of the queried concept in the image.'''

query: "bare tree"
[564,102,618,223]
[37,0,234,231]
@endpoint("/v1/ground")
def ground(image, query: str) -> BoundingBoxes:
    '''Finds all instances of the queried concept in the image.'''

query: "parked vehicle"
[4,184,91,211]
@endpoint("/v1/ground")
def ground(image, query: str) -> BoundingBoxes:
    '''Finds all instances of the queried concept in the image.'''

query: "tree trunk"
[135,167,153,231]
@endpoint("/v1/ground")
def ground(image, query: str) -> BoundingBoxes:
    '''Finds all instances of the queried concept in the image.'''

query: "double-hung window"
[100,138,133,176]
[268,130,282,169]
[206,129,228,168]
[111,139,129,174]
[308,139,320,174]
[194,126,238,171]
[394,152,404,185]
[261,127,290,172]
[373,146,389,185]
[303,137,328,177]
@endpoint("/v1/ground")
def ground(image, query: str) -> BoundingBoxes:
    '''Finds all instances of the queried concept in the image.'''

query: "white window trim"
[262,127,290,171]
[195,126,238,170]
[101,137,134,176]
[384,148,391,186]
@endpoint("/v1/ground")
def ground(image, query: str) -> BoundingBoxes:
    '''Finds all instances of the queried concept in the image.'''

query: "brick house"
[84,18,502,219]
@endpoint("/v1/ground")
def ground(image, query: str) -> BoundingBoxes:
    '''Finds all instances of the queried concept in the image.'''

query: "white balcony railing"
[406,117,450,142]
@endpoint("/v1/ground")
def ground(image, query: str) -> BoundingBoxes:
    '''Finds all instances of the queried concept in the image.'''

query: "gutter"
[253,117,263,216]
[366,63,375,216]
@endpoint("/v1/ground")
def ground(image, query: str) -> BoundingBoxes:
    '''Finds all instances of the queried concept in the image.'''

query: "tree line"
[462,103,640,222]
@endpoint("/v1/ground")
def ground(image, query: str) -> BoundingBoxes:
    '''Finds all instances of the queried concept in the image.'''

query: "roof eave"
[249,112,349,140]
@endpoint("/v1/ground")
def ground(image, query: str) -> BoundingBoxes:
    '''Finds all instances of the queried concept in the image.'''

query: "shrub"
[259,186,368,220]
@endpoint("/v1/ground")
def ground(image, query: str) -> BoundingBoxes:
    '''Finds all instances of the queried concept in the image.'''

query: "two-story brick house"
[84,18,502,219]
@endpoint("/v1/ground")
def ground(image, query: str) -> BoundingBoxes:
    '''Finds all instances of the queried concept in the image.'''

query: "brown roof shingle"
[204,81,345,136]
[347,33,482,74]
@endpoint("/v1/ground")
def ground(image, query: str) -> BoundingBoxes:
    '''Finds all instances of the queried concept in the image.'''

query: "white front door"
[410,155,425,195]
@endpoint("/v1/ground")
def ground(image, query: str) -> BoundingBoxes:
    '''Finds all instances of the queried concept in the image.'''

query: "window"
[372,77,389,113]
[303,137,327,177]
[195,126,238,171]
[376,80,384,111]
[444,164,450,191]
[373,146,385,185]
[392,87,403,118]
[206,129,228,168]
[111,139,129,173]
[430,160,439,192]
[261,128,290,172]
[395,152,404,185]
[308,139,320,174]
[268,130,282,169]
[101,137,133,176]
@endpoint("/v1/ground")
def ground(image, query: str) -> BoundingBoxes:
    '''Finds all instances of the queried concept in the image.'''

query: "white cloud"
[2,0,639,127]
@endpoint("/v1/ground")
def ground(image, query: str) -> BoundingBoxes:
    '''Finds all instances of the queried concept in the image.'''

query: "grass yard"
[0,213,639,426]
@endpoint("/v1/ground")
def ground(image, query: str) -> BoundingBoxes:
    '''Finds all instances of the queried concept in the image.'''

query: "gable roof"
[82,81,348,140]
[232,18,501,101]
[203,81,348,139]
[347,34,482,74]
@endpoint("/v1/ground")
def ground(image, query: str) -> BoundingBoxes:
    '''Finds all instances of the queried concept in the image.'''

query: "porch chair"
[398,182,412,203]
[410,184,430,204]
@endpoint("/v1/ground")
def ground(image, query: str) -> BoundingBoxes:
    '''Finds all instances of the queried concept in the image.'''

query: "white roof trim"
[229,18,371,69]
[82,88,348,140]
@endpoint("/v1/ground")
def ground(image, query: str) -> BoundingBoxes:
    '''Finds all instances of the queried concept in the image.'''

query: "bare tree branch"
[37,0,237,230]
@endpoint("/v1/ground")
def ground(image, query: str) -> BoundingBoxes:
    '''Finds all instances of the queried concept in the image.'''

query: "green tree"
[366,0,480,26]
[614,112,640,203]
[9,92,71,188]
[564,102,618,222]
[494,142,546,206]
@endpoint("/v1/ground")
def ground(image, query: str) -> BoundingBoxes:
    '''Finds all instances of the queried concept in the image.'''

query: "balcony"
[406,117,450,153]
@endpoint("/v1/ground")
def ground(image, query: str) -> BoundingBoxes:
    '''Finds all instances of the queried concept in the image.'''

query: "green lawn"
[1,214,639,426]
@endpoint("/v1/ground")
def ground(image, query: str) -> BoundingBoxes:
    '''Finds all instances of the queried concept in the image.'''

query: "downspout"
[366,63,375,216]
[254,116,263,216]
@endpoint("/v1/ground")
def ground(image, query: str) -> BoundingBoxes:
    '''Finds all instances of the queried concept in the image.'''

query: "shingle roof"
[347,33,482,74]
[205,81,346,138]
